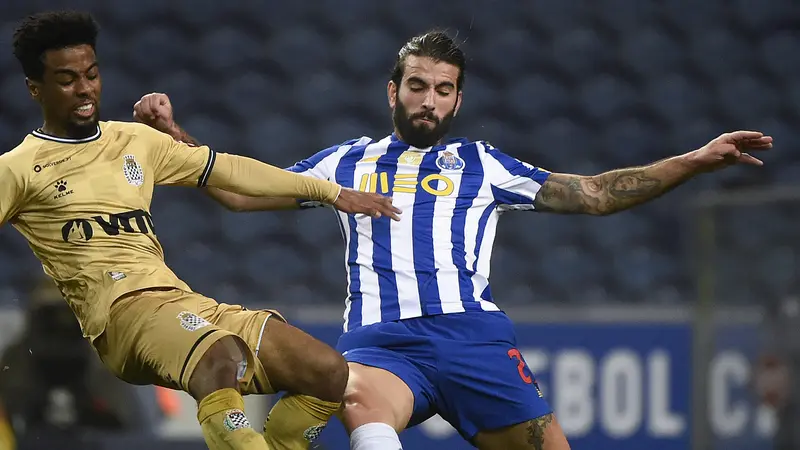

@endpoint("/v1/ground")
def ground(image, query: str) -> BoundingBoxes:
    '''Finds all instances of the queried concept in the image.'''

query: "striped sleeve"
[286,137,371,208]
[286,145,341,179]
[480,141,551,211]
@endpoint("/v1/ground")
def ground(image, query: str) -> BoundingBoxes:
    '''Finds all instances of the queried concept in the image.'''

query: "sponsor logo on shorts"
[223,409,250,432]
[303,423,326,442]
[108,271,126,281]
[176,311,211,332]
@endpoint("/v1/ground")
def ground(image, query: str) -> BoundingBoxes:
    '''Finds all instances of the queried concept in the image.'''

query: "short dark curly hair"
[391,30,466,92]
[12,11,99,81]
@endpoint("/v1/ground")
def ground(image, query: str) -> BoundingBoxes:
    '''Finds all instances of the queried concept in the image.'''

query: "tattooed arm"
[533,154,695,215]
[533,129,774,215]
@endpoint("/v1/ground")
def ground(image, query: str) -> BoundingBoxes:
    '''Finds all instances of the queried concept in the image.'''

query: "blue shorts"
[336,311,552,441]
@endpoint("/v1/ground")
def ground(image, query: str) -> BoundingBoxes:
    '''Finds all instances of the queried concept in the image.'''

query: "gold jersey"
[0,121,217,341]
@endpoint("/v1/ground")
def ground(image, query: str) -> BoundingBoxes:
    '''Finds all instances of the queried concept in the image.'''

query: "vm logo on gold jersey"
[61,209,155,242]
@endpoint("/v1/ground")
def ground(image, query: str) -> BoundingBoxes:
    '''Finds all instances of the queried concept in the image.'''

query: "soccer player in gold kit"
[1,11,401,450]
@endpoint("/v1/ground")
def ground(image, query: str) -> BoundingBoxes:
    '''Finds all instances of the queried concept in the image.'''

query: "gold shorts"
[93,288,283,395]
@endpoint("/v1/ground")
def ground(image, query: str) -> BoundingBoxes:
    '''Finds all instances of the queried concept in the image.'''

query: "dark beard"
[392,97,455,149]
[65,107,100,139]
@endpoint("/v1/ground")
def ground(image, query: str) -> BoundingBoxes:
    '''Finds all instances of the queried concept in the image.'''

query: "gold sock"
[197,388,269,449]
[263,394,341,450]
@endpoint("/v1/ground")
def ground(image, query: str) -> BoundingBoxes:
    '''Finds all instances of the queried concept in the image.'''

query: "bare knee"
[341,363,413,434]
[187,335,247,401]
[312,347,349,402]
[292,339,348,402]
[257,319,348,402]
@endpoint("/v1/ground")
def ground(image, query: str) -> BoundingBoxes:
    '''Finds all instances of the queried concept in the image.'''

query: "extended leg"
[257,318,349,450]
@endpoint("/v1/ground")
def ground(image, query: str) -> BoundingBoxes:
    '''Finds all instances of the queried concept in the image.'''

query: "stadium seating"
[1,1,797,308]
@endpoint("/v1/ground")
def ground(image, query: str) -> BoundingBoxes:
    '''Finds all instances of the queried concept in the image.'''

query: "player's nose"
[74,78,92,96]
[421,89,436,109]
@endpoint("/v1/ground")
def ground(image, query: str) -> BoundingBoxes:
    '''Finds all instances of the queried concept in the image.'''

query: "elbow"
[222,203,245,213]
[207,190,250,213]
[222,198,250,213]
[593,206,614,216]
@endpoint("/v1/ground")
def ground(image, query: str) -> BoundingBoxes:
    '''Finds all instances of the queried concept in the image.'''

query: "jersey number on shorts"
[507,348,533,384]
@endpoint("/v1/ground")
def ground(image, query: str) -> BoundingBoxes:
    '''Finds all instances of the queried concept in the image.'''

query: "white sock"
[350,422,402,450]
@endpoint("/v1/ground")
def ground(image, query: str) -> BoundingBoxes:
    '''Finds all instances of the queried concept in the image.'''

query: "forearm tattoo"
[534,161,689,215]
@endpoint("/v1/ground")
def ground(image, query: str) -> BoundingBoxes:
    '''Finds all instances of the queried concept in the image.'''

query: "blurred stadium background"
[1,0,799,449]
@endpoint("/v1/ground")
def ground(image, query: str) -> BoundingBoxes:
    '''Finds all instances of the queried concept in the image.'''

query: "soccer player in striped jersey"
[135,31,772,450]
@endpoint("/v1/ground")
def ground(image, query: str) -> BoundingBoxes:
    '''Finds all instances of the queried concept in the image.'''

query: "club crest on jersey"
[122,154,144,186]
[177,311,211,332]
[436,151,465,171]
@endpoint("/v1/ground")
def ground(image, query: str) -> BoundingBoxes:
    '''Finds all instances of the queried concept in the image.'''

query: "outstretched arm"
[163,122,298,212]
[533,131,772,215]
[134,93,382,215]
[534,155,692,215]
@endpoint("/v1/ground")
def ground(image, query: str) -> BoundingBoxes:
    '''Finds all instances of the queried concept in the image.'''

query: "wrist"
[330,184,342,204]
[678,151,704,174]
[162,122,181,140]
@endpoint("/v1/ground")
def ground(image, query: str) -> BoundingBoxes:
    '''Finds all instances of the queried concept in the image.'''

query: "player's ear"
[25,78,41,103]
[454,91,463,117]
[387,80,398,109]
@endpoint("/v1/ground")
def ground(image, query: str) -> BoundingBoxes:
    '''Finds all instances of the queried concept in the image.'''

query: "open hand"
[687,130,773,172]
[333,188,402,221]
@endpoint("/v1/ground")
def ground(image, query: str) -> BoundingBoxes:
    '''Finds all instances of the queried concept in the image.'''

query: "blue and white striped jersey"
[287,134,551,332]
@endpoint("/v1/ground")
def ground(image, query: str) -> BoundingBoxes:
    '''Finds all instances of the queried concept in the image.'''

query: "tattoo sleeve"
[533,155,697,215]
[526,414,554,450]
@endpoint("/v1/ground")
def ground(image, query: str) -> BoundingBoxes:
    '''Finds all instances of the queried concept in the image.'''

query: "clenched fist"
[133,92,176,136]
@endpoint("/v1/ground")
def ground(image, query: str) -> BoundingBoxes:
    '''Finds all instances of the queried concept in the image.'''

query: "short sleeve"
[144,126,216,187]
[286,137,369,209]
[0,155,27,225]
[286,137,369,179]
[480,142,551,211]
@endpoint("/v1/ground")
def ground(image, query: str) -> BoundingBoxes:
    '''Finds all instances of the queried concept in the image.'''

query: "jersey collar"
[31,125,101,144]
[389,133,469,151]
